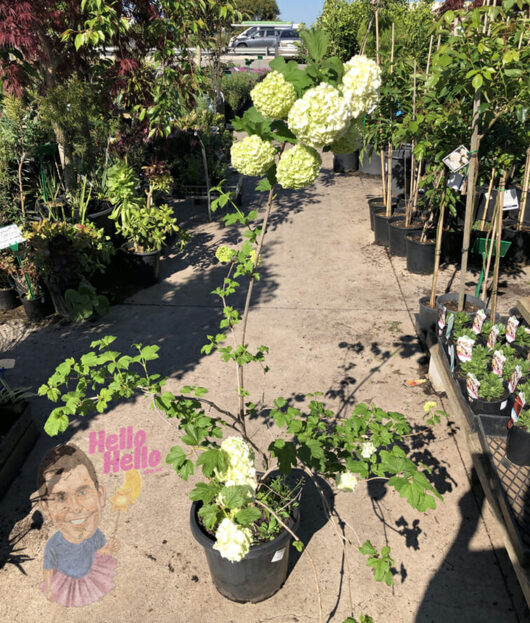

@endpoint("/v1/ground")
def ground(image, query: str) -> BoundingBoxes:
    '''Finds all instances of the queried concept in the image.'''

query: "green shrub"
[221,72,261,119]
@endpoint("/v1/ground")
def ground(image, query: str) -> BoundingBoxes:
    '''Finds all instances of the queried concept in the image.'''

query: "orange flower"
[109,487,134,513]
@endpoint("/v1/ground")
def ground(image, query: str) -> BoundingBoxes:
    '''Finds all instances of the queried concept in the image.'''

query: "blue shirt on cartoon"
[43,529,106,578]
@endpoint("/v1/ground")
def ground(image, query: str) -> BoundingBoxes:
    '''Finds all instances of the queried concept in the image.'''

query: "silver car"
[229,26,290,49]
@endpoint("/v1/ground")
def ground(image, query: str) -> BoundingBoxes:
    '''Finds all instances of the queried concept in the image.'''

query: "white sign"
[447,172,466,191]
[0,224,25,250]
[502,188,519,211]
[443,145,469,172]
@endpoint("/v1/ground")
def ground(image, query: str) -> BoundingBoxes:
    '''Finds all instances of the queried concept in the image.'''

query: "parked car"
[229,25,293,49]
[275,29,301,58]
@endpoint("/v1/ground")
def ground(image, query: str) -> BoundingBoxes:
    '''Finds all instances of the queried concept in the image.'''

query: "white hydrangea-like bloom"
[231,135,276,177]
[287,82,350,149]
[276,144,322,189]
[330,120,362,154]
[360,441,376,459]
[336,470,358,492]
[341,55,381,118]
[251,71,297,119]
[213,518,252,562]
[216,436,257,490]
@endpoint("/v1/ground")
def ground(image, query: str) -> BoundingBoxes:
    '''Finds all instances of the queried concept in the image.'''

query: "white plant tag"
[501,400,507,410]
[506,316,519,343]
[271,548,285,563]
[0,224,24,250]
[456,336,475,362]
[502,188,519,211]
[0,359,15,369]
[491,350,506,377]
[466,373,479,400]
[443,145,469,172]
[472,309,486,334]
[509,365,522,393]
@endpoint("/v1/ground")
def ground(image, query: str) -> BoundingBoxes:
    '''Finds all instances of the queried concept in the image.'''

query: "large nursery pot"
[21,295,52,322]
[436,292,487,314]
[388,217,423,257]
[506,421,530,466]
[0,287,19,311]
[87,200,114,237]
[441,228,463,264]
[502,221,530,265]
[406,234,435,275]
[333,151,359,173]
[373,211,392,246]
[418,296,438,335]
[123,243,161,286]
[468,388,511,417]
[368,197,397,231]
[190,501,300,603]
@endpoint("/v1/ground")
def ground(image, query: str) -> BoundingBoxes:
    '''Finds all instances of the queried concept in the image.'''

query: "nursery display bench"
[427,319,530,608]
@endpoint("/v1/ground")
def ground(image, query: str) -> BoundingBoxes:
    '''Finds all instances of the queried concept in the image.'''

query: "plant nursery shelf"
[428,341,530,608]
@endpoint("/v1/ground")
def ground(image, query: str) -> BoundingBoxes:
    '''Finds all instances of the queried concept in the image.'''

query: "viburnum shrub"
[40,30,448,623]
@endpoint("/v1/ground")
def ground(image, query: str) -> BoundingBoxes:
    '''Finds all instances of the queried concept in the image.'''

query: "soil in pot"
[406,234,435,275]
[190,501,300,603]
[506,420,530,466]
[436,293,487,315]
[388,217,423,257]
[0,288,19,311]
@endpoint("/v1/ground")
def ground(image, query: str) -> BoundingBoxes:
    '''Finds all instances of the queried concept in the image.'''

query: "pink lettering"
[148,450,161,467]
[88,430,105,454]
[120,453,133,471]
[134,430,146,447]
[106,433,118,451]
[134,445,147,469]
[103,450,120,474]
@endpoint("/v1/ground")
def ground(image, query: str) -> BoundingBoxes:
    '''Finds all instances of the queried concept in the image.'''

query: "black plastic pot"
[0,288,19,311]
[506,421,530,466]
[418,296,438,335]
[21,296,52,321]
[359,148,382,176]
[406,234,435,274]
[468,388,511,417]
[190,501,299,603]
[123,244,161,285]
[388,217,423,257]
[333,151,359,173]
[369,200,396,231]
[374,212,392,246]
[441,229,463,264]
[87,202,114,237]
[502,222,530,265]
[436,292,487,314]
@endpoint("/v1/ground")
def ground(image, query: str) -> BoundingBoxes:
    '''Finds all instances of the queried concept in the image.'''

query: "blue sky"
[278,0,324,26]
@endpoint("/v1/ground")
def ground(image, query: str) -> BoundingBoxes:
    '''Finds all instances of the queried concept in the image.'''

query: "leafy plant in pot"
[39,31,447,623]
[469,370,510,417]
[115,203,187,285]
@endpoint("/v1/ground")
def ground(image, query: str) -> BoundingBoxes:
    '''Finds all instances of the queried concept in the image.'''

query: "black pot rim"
[405,233,435,245]
[123,242,161,257]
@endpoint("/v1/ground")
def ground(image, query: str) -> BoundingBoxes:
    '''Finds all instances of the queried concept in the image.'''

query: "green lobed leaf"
[234,506,262,526]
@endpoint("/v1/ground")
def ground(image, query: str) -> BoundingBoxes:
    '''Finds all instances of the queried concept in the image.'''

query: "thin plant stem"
[254,498,323,623]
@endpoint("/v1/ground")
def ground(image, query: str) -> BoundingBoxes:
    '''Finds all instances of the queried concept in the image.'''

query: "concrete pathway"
[0,152,529,623]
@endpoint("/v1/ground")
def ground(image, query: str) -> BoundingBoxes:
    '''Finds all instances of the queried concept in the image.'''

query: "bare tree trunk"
[51,121,74,192]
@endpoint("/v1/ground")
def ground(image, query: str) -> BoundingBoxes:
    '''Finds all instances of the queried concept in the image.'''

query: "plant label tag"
[487,325,499,350]
[509,365,522,394]
[491,350,506,377]
[505,315,519,343]
[510,393,525,425]
[466,373,479,401]
[445,312,454,340]
[437,306,447,335]
[271,548,285,563]
[0,359,15,369]
[447,172,466,191]
[502,188,519,211]
[443,145,469,172]
[448,344,455,372]
[0,224,25,250]
[456,336,475,362]
[472,309,486,334]
[501,400,507,410]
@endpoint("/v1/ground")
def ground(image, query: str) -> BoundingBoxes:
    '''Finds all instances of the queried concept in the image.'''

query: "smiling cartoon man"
[37,444,119,607]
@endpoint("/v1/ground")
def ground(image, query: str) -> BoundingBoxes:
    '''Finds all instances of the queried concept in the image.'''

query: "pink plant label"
[487,325,499,350]
[437,306,446,335]
[472,309,486,334]
[510,392,526,425]
[508,365,522,394]
[456,336,475,362]
[466,373,479,400]
[505,315,519,343]
[491,350,506,377]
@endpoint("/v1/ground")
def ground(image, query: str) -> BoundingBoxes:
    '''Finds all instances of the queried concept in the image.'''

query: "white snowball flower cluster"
[287,82,350,149]
[276,144,322,189]
[231,135,276,177]
[340,55,381,118]
[336,470,358,492]
[360,441,376,459]
[251,71,297,119]
[216,436,257,490]
[215,245,237,263]
[329,120,362,154]
[213,518,252,562]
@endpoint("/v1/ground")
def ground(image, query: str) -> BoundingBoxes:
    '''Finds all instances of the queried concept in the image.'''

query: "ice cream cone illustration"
[110,468,142,538]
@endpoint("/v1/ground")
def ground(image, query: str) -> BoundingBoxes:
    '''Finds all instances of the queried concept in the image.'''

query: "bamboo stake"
[490,171,507,320]
[360,14,374,55]
[480,199,500,302]
[425,35,434,80]
[375,10,380,66]
[483,0,491,34]
[385,24,395,218]
[518,147,530,230]
[480,167,496,231]
[381,148,387,210]
[407,60,418,227]
[518,17,526,50]
[429,185,447,308]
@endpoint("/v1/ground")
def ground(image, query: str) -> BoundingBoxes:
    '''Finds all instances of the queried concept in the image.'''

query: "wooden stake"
[407,60,418,227]
[429,184,447,309]
[360,14,374,55]
[480,201,499,302]
[425,35,434,81]
[490,172,507,319]
[480,167,496,231]
[386,145,393,217]
[375,10,380,66]
[518,147,530,230]
[380,148,387,210]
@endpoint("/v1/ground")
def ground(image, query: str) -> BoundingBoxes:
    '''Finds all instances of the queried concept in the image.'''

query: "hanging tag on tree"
[502,187,519,212]
[442,145,469,172]
[447,172,466,192]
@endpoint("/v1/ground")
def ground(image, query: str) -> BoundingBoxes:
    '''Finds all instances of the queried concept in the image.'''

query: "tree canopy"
[235,0,279,21]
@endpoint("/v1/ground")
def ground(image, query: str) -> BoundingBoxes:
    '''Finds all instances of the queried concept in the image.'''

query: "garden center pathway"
[0,151,529,623]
